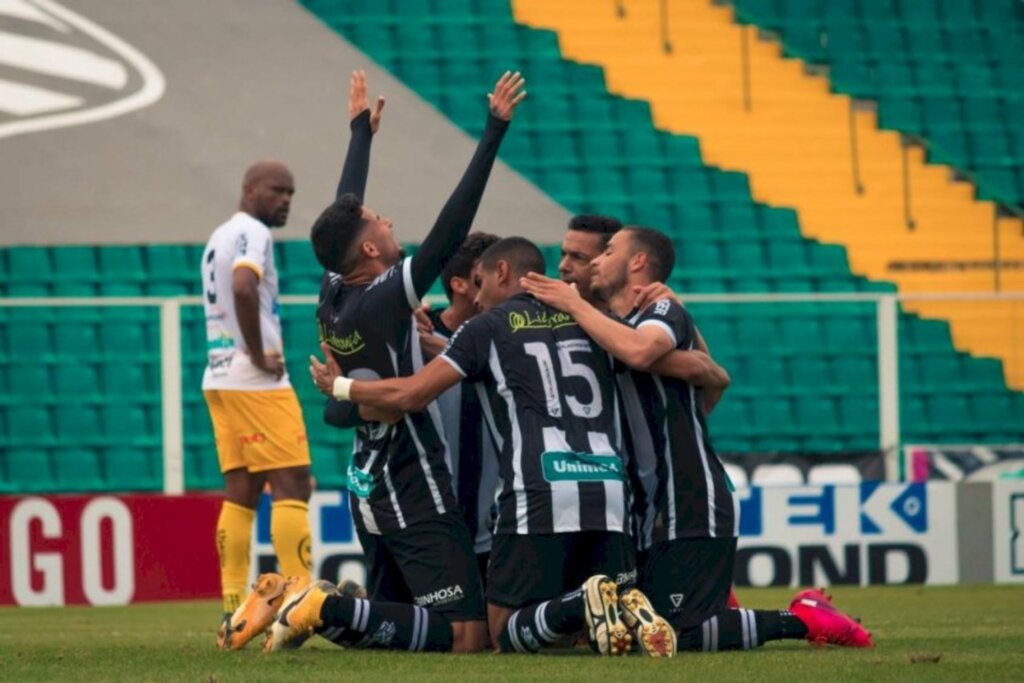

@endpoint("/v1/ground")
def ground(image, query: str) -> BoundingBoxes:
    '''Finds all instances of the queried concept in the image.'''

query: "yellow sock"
[216,501,255,614]
[271,499,313,580]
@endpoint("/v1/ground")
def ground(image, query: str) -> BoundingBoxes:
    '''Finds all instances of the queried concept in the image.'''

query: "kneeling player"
[290,238,675,656]
[522,226,874,651]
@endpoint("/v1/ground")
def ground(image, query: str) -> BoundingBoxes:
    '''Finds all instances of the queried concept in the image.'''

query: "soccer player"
[557,214,622,309]
[521,226,874,651]
[296,237,674,657]
[202,160,314,649]
[420,232,502,578]
[299,71,525,654]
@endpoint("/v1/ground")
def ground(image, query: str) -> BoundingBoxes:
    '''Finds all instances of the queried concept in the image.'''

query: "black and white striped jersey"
[317,260,458,536]
[617,300,737,549]
[440,293,628,536]
[426,308,500,555]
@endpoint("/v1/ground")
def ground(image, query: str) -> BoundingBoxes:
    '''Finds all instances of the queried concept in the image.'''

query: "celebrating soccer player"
[521,226,874,651]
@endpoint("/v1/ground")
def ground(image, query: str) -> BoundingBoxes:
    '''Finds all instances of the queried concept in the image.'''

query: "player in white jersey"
[202,160,314,650]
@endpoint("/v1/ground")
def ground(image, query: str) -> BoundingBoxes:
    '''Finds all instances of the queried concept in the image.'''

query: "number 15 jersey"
[440,293,627,536]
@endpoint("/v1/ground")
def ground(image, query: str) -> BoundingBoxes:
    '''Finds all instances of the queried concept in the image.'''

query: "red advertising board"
[0,494,223,606]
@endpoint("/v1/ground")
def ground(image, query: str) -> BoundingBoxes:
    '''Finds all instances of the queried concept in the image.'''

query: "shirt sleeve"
[633,299,693,350]
[440,314,492,381]
[232,224,270,281]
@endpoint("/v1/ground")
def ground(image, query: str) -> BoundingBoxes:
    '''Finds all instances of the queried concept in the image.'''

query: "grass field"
[2,586,1023,681]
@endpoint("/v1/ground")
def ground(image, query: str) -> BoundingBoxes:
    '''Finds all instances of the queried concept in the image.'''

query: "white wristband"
[333,376,354,401]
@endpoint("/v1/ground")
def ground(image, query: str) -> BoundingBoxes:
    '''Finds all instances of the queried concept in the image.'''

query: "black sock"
[498,587,585,653]
[318,594,454,652]
[677,608,808,652]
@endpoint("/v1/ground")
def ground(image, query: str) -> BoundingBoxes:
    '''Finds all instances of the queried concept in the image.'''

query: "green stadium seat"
[145,245,190,282]
[662,134,703,166]
[677,242,722,277]
[878,96,922,133]
[538,169,584,206]
[976,167,1019,203]
[921,96,962,135]
[717,205,760,237]
[103,446,160,491]
[7,407,53,446]
[808,243,850,276]
[625,168,670,203]
[582,168,627,202]
[969,131,1014,167]
[479,23,519,58]
[969,394,1017,434]
[396,59,442,94]
[523,57,568,93]
[51,246,98,283]
[946,27,989,58]
[781,21,826,63]
[311,444,348,489]
[750,400,797,451]
[534,130,580,167]
[53,448,104,491]
[917,356,962,391]
[99,246,146,282]
[708,398,751,438]
[766,241,811,277]
[961,357,1006,393]
[830,61,874,98]
[186,445,222,490]
[928,129,969,165]
[631,202,672,230]
[4,449,54,492]
[99,321,157,361]
[578,130,621,165]
[101,405,157,446]
[573,95,615,128]
[621,128,661,163]
[7,246,52,283]
[58,406,103,445]
[670,168,714,202]
[724,242,766,273]
[567,63,607,93]
[837,395,878,438]
[905,317,954,353]
[831,356,876,392]
[926,395,973,439]
[8,366,51,403]
[901,397,930,441]
[102,364,158,403]
[710,170,751,200]
[747,356,787,389]
[54,365,103,404]
[875,63,914,96]
[789,357,830,389]
[794,396,841,437]
[7,322,53,361]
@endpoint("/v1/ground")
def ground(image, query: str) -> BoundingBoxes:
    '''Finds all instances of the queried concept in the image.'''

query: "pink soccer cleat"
[789,589,874,648]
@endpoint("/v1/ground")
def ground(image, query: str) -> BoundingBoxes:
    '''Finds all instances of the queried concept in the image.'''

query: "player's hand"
[488,71,526,121]
[632,282,680,312]
[419,332,447,360]
[349,70,385,133]
[413,303,435,337]
[254,352,285,381]
[520,272,583,313]
[310,342,343,397]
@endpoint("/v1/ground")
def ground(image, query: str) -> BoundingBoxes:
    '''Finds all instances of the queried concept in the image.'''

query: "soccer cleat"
[582,574,632,656]
[789,588,874,648]
[619,588,677,658]
[263,577,334,652]
[216,573,289,650]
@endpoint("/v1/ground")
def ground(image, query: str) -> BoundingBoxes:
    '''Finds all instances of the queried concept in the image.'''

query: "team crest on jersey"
[653,299,672,316]
[670,593,685,610]
[508,310,576,332]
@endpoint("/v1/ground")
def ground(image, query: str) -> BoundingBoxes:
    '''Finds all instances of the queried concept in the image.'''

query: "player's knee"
[450,620,488,653]
[266,466,312,501]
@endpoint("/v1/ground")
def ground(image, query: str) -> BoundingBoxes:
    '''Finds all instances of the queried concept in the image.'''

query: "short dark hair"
[479,236,546,278]
[568,214,623,249]
[310,193,366,273]
[624,226,675,283]
[440,232,500,300]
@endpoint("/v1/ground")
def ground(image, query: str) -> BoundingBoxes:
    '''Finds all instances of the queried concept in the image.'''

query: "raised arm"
[521,274,676,371]
[312,349,463,414]
[335,70,385,201]
[409,71,526,298]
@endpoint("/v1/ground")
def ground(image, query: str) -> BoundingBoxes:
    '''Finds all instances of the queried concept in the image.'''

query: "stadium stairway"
[510,0,1024,391]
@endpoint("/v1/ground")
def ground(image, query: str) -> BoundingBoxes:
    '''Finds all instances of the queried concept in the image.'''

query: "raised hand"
[349,70,385,133]
[310,342,343,397]
[520,272,583,313]
[488,71,527,121]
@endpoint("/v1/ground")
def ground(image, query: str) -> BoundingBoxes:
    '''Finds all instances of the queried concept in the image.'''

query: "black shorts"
[487,531,635,609]
[638,536,736,632]
[356,511,486,621]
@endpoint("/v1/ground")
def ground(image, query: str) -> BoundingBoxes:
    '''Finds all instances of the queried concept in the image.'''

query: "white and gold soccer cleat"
[263,577,337,652]
[582,574,632,656]
[619,587,677,657]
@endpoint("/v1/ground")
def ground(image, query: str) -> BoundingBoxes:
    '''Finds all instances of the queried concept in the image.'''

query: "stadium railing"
[1,291,1022,494]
